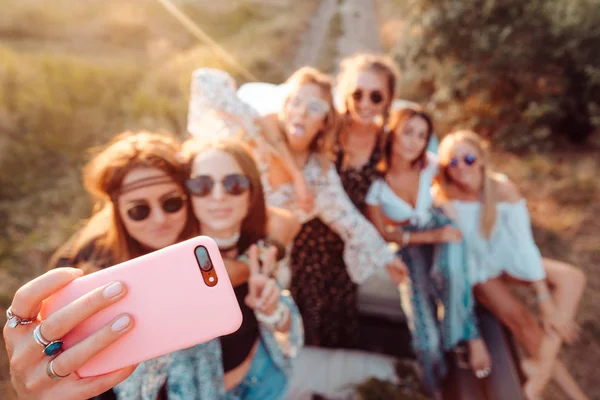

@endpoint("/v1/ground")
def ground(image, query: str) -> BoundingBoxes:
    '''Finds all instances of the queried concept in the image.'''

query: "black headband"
[111,176,180,199]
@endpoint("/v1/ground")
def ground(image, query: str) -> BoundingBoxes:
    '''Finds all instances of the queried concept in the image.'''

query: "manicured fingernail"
[103,282,124,299]
[112,315,131,332]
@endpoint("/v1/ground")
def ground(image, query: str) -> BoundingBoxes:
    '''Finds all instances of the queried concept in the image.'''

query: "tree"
[391,0,600,148]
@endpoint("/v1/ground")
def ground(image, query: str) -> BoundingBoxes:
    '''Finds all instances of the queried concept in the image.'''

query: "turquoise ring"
[44,340,64,356]
[33,324,64,356]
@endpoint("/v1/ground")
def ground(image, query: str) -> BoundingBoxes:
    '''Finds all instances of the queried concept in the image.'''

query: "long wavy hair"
[379,106,435,173]
[435,130,505,238]
[281,66,339,165]
[336,53,400,169]
[336,53,399,117]
[180,138,267,255]
[49,132,196,270]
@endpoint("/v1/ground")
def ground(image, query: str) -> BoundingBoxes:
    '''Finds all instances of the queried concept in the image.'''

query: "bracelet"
[256,302,287,330]
[275,306,290,330]
[402,231,411,247]
[536,291,551,303]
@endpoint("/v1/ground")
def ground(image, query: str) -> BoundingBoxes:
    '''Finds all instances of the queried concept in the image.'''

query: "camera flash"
[209,277,215,283]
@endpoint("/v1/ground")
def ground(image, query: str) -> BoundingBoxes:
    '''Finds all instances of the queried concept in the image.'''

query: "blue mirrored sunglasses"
[449,153,477,167]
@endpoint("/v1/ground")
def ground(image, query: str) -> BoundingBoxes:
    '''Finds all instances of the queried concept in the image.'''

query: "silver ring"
[33,324,51,347]
[476,367,491,379]
[46,358,70,381]
[33,324,64,357]
[6,308,36,328]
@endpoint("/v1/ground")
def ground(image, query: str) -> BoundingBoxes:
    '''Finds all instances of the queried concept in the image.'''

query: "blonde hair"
[336,54,399,169]
[435,130,504,238]
[282,66,339,167]
[336,53,400,116]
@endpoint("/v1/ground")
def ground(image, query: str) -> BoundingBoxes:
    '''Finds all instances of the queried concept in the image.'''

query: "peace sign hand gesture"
[244,244,280,316]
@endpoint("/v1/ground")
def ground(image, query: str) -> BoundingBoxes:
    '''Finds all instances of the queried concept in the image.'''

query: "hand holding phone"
[4,268,140,400]
[40,236,242,377]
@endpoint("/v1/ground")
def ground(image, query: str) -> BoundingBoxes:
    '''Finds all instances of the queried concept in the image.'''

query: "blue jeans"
[225,340,288,400]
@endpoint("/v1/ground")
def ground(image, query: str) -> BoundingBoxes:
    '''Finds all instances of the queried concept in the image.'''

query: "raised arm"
[365,203,393,242]
[312,162,400,284]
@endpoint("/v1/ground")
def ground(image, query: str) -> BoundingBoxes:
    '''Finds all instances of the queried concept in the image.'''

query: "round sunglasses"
[287,96,330,117]
[351,89,384,105]
[186,174,250,198]
[125,194,187,222]
[448,153,478,168]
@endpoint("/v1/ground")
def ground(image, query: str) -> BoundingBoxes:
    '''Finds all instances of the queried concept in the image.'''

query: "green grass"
[0,1,320,396]
[0,0,319,272]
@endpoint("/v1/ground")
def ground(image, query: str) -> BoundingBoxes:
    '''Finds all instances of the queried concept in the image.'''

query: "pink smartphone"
[39,236,242,377]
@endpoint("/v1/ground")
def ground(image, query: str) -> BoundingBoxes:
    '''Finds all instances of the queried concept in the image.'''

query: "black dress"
[289,135,383,349]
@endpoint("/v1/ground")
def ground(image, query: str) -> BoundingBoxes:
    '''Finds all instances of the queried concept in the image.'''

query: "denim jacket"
[113,286,303,400]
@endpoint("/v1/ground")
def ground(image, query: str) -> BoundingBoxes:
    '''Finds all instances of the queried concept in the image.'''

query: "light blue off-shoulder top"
[365,152,438,227]
[450,199,546,284]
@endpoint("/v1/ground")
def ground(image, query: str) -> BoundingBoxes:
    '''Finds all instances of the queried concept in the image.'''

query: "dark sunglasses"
[351,89,385,105]
[186,174,250,197]
[448,154,478,168]
[125,194,187,222]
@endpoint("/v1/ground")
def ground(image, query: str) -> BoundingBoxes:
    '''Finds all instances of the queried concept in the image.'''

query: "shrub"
[389,0,600,148]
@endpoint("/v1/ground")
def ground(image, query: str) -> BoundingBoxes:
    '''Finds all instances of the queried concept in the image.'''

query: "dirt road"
[289,0,383,74]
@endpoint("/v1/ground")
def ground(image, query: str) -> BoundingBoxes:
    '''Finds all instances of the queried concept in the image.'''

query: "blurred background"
[1,0,599,398]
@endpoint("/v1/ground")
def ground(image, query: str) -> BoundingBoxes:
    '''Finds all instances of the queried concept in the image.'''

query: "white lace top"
[264,153,397,284]
[187,68,262,143]
[186,68,396,284]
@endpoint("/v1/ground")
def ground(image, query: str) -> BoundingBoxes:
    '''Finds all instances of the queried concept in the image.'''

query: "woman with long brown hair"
[50,132,197,271]
[115,138,303,400]
[366,108,491,396]
[4,132,296,400]
[434,130,588,400]
[4,131,195,399]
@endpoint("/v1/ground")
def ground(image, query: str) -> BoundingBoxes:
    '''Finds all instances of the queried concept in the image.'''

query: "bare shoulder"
[258,114,280,135]
[267,155,294,187]
[430,184,446,206]
[267,206,301,245]
[494,175,522,203]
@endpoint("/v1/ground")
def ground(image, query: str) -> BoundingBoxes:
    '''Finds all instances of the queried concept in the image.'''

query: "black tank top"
[219,282,260,372]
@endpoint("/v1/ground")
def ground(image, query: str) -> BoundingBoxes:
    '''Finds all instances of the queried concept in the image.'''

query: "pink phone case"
[39,236,242,377]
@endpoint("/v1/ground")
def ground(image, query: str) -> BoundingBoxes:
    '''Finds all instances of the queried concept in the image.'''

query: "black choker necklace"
[218,243,238,253]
